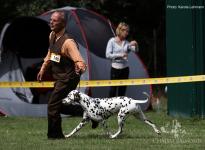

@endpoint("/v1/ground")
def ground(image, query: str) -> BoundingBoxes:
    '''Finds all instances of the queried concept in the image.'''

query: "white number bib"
[50,53,61,63]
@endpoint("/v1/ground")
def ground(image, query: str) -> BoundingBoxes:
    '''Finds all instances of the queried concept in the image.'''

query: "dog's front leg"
[65,112,90,138]
[65,118,89,138]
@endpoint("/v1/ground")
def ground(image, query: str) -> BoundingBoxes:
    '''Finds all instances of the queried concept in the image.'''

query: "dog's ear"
[74,91,80,101]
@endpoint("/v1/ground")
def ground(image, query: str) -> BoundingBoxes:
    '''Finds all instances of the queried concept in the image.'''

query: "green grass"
[0,111,205,150]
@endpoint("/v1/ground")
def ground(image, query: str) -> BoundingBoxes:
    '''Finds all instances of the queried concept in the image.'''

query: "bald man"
[37,11,88,139]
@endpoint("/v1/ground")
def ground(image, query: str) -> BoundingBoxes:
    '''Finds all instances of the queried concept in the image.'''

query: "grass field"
[0,111,205,150]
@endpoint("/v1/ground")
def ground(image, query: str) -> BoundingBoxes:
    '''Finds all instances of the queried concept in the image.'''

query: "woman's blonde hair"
[116,22,129,36]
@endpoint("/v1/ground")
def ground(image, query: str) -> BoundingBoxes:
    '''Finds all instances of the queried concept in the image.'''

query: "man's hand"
[37,70,44,81]
[75,61,87,75]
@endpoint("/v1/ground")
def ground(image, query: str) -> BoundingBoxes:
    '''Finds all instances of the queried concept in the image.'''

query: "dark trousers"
[109,67,129,97]
[47,76,80,138]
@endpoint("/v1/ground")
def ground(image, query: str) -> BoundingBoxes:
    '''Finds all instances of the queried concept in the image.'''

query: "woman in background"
[106,22,138,97]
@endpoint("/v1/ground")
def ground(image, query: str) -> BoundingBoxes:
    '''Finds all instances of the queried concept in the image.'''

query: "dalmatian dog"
[63,90,160,139]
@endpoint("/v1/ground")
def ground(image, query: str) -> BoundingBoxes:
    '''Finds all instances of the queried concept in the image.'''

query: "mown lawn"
[0,111,205,150]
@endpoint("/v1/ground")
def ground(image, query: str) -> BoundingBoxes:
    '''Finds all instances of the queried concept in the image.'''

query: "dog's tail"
[143,92,150,99]
[134,92,150,104]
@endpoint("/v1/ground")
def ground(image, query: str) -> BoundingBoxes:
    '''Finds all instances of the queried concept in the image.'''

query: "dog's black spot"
[90,109,95,113]
[125,111,129,115]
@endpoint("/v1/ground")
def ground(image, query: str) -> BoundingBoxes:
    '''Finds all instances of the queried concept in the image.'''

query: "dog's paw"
[65,134,72,138]
[109,134,117,139]
[156,130,161,135]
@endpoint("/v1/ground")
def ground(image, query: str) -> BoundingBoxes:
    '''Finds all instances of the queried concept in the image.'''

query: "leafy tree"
[0,0,56,30]
[16,0,56,16]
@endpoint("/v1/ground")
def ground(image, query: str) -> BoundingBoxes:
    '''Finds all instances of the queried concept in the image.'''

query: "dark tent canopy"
[2,17,50,58]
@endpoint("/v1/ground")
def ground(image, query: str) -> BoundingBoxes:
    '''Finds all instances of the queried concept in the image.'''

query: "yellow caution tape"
[0,75,205,88]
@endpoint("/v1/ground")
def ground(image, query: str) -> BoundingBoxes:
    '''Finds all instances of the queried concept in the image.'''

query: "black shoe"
[47,133,65,140]
[48,136,65,140]
[91,120,99,129]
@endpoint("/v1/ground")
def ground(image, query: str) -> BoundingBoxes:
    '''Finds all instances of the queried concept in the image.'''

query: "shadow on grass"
[66,132,160,140]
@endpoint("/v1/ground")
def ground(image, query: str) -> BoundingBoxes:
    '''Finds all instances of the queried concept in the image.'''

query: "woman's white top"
[106,37,138,69]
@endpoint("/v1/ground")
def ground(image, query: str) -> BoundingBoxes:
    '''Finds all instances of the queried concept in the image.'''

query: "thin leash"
[76,72,82,91]
[77,79,81,91]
